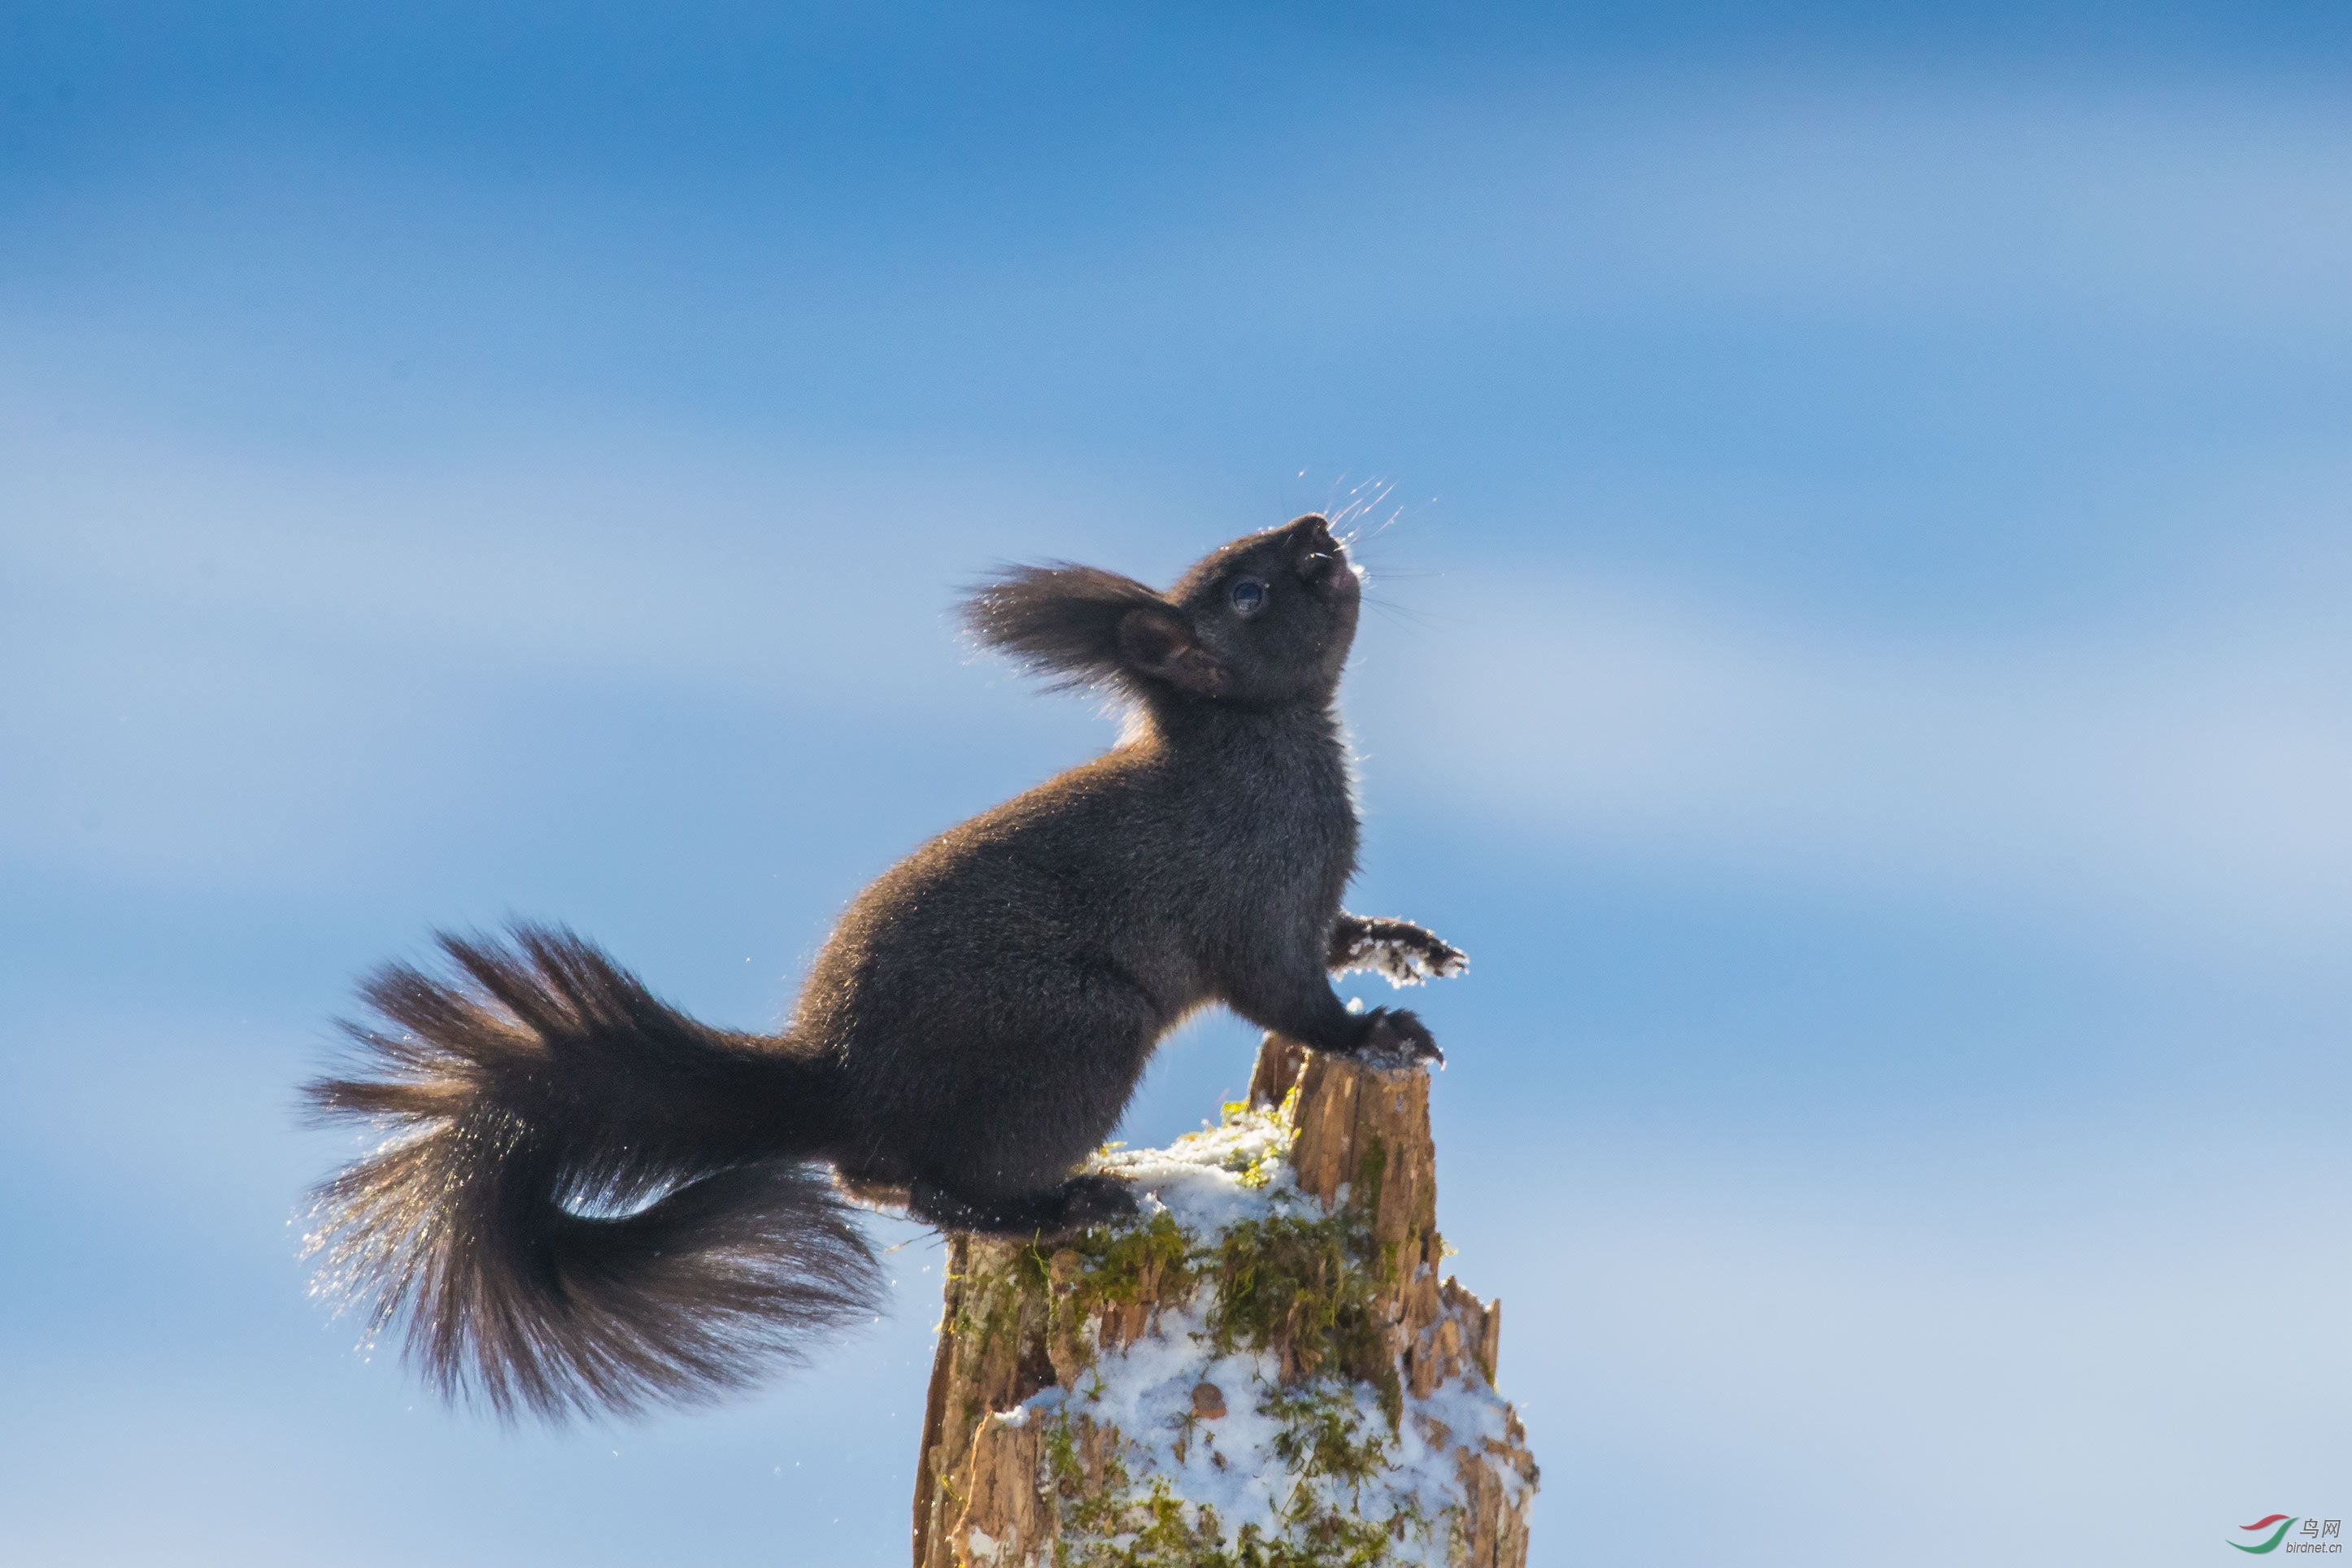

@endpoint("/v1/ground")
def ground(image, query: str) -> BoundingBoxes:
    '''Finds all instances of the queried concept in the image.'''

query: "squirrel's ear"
[963,564,1168,689]
[1117,605,1226,696]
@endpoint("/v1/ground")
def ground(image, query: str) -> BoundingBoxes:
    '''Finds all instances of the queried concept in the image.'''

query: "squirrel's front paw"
[1388,929,1468,983]
[1338,919,1470,987]
[1356,1007,1444,1069]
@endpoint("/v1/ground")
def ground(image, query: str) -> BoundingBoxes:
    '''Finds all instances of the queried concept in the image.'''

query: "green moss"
[1201,1213,1388,1396]
[1043,1416,1081,1487]
[1372,1363,1404,1434]
[991,1211,1201,1389]
[1262,1385,1392,1495]
[949,1261,1045,1388]
[1030,1200,1436,1568]
[1043,1395,1422,1568]
[1062,1211,1196,1317]
[1235,1150,1280,1190]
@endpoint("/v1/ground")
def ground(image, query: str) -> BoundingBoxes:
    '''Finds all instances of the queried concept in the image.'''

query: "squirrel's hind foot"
[1341,1006,1445,1069]
[909,1171,1139,1241]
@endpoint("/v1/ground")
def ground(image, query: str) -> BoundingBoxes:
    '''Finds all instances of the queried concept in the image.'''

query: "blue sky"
[3,4,2349,1563]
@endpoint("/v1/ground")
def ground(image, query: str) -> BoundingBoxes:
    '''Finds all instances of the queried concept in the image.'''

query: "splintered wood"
[911,1034,1537,1568]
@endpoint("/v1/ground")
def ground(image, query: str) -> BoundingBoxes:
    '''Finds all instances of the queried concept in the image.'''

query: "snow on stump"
[910,1033,1537,1568]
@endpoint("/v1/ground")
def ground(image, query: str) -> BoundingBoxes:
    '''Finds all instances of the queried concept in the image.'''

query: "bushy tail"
[301,923,881,1422]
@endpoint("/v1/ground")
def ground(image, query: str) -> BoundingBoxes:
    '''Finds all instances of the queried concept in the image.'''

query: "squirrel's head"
[964,514,1362,711]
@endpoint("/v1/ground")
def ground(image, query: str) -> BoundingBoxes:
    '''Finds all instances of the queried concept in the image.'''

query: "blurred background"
[3,3,2348,1563]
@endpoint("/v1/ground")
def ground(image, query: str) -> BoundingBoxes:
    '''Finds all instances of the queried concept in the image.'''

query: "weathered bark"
[912,1034,1537,1568]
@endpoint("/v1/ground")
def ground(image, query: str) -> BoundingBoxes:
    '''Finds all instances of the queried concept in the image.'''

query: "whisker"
[1326,477,1405,551]
[1362,594,1445,630]
[1361,500,1409,544]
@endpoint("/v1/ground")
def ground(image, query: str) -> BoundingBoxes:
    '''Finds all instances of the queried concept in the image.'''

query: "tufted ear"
[963,564,1169,690]
[1116,604,1226,696]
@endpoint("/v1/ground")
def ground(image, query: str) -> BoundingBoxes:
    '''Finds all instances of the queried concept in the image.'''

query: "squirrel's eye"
[1230,577,1267,616]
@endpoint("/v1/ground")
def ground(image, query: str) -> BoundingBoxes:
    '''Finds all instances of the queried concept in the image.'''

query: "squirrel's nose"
[1290,515,1343,581]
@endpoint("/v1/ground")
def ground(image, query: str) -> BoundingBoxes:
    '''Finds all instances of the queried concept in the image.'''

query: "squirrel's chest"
[1190,739,1357,871]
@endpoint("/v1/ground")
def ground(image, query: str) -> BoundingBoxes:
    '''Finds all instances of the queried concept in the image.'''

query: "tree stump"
[910,1034,1537,1567]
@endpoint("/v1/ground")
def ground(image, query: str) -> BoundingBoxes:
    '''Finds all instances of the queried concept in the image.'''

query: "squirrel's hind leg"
[908,1172,1138,1239]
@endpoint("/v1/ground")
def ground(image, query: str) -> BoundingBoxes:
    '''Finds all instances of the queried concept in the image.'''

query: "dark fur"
[304,514,1465,1420]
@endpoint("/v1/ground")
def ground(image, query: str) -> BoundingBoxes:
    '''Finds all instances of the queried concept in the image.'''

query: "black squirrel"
[303,513,1466,1421]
